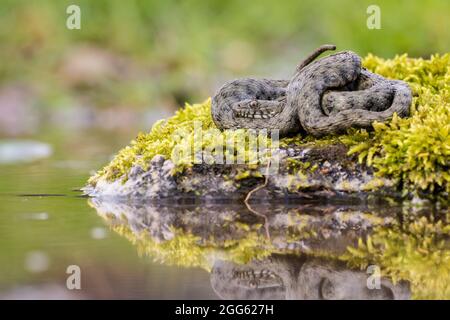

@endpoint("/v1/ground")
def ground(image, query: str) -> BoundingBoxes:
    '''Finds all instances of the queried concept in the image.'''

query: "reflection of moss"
[343,213,450,299]
[89,54,449,196]
[108,217,272,271]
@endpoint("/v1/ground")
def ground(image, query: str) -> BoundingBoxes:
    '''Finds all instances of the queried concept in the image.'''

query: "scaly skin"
[291,51,412,136]
[211,45,412,137]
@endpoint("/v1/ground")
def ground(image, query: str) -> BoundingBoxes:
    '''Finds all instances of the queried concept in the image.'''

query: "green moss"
[89,54,450,197]
[280,134,341,149]
[342,54,450,196]
[88,98,276,184]
[287,159,309,171]
[89,99,213,184]
[234,168,263,181]
[360,177,393,191]
[286,159,320,176]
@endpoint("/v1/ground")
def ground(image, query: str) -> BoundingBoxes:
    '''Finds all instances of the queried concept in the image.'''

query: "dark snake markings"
[211,45,412,137]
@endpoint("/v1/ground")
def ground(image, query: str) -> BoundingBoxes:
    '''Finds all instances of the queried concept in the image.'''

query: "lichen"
[89,54,450,197]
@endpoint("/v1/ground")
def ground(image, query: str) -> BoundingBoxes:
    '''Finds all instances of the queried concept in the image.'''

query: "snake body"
[211,45,412,137]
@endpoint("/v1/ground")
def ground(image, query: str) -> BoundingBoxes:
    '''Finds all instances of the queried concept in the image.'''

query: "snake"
[211,45,412,137]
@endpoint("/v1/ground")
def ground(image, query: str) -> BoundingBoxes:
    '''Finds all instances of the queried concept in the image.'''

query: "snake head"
[236,99,255,108]
[234,99,258,116]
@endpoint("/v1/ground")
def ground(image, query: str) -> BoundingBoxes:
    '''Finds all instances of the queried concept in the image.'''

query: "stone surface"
[84,142,397,201]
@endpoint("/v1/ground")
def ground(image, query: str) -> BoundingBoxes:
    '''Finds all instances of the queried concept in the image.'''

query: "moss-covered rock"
[85,54,449,201]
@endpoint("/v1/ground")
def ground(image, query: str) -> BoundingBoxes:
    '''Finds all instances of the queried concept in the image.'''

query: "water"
[0,129,213,299]
[0,128,448,299]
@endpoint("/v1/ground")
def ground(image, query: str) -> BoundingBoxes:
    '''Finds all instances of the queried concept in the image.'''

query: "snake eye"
[319,278,336,300]
[249,280,259,289]
[250,100,258,108]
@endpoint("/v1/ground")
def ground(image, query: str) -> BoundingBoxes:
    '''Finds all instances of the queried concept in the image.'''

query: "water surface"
[0,129,215,299]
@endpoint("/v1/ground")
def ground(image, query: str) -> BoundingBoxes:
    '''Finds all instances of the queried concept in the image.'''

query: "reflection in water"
[89,198,449,299]
[0,140,52,164]
[0,130,222,299]
[211,255,409,300]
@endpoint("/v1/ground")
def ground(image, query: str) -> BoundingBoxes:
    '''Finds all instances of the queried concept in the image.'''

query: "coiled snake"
[211,45,412,137]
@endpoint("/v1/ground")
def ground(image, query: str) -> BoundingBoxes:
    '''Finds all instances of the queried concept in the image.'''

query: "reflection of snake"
[212,45,412,137]
[211,255,411,300]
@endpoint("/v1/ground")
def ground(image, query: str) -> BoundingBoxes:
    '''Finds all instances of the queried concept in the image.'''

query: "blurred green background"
[0,0,448,136]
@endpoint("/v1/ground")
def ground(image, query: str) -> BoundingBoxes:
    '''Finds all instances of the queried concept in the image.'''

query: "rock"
[84,154,178,200]
[84,142,397,201]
